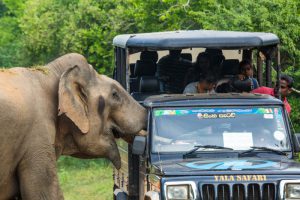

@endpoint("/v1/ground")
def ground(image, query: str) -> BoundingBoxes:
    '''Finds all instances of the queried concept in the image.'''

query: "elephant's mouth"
[112,127,122,138]
[110,119,124,139]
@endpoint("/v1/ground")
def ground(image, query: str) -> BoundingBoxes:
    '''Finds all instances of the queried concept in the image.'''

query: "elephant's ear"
[58,65,90,134]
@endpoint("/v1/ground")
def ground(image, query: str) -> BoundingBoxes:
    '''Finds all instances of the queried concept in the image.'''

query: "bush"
[289,96,300,132]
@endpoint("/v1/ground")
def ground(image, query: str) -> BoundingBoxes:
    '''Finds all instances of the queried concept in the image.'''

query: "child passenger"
[183,73,216,94]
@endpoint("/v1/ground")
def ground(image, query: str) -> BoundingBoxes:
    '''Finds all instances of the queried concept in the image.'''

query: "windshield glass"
[152,107,290,153]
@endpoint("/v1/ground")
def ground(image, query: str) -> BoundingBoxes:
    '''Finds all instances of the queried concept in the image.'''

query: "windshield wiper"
[239,146,287,156]
[183,145,233,158]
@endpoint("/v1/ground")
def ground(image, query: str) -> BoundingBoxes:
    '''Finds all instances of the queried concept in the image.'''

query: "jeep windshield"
[152,107,290,153]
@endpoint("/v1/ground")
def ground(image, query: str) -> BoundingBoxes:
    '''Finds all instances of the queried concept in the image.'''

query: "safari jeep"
[112,30,300,200]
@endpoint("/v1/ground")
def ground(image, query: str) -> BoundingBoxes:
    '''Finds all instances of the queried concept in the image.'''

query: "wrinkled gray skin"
[0,53,146,199]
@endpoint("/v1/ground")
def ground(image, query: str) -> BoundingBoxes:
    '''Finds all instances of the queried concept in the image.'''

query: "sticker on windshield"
[223,132,253,150]
[275,119,284,130]
[257,108,273,114]
[264,114,274,119]
[273,131,285,141]
[154,107,279,117]
[197,113,235,119]
[218,113,236,118]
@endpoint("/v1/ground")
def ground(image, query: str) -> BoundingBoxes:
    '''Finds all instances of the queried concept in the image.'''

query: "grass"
[58,156,114,200]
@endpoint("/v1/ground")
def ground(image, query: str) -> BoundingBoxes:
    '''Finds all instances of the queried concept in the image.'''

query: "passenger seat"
[181,53,192,61]
[130,60,157,93]
[129,51,158,93]
[131,76,160,103]
[221,59,240,78]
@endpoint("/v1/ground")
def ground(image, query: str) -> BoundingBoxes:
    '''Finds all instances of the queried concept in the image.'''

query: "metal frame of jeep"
[113,30,281,93]
[112,30,290,200]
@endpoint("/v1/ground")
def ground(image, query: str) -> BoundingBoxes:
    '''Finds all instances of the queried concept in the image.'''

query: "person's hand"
[238,74,245,80]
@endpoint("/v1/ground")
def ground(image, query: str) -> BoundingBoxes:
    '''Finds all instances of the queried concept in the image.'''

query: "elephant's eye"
[112,91,120,101]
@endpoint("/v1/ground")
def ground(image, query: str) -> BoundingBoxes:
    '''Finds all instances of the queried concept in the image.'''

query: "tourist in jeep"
[237,60,259,89]
[157,50,191,93]
[183,73,216,94]
[184,52,211,86]
[251,74,293,114]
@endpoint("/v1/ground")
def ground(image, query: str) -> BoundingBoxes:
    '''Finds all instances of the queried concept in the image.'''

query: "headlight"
[279,180,300,200]
[286,183,300,199]
[166,184,194,200]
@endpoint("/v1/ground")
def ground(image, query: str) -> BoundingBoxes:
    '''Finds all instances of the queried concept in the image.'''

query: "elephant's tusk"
[137,130,148,136]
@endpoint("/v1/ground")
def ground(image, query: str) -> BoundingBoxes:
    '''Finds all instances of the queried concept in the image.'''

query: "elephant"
[0,53,147,199]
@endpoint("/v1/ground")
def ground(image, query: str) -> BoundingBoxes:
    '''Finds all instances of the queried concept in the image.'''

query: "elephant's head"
[57,63,146,169]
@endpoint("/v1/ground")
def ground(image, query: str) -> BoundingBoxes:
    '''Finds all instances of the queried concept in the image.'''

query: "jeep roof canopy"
[113,30,280,50]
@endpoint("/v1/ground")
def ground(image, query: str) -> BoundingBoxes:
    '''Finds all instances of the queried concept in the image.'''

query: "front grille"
[233,184,245,200]
[263,184,275,200]
[202,183,275,200]
[248,184,260,200]
[202,184,214,200]
[218,184,230,200]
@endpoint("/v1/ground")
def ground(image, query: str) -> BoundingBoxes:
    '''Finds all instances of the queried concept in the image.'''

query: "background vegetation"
[1,0,299,199]
[58,157,113,200]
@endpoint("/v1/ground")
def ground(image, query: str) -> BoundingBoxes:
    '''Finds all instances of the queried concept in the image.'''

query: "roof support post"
[261,46,277,88]
[114,47,127,89]
[266,58,272,87]
[257,51,263,86]
[275,46,281,99]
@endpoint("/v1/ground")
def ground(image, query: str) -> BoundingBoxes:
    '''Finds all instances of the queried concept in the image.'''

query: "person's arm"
[183,82,197,94]
[251,86,271,94]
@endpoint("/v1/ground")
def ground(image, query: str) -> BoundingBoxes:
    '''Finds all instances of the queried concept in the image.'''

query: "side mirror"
[132,136,146,155]
[293,133,300,152]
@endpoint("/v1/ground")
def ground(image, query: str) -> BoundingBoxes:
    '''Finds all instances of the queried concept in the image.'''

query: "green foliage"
[289,96,300,132]
[2,0,299,75]
[0,0,27,67]
[1,0,25,17]
[283,65,300,131]
[0,1,7,17]
[19,0,121,74]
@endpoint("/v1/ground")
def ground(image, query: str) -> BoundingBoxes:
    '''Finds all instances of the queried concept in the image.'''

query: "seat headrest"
[181,53,192,61]
[134,60,156,76]
[139,76,160,93]
[140,51,158,63]
[222,59,240,76]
